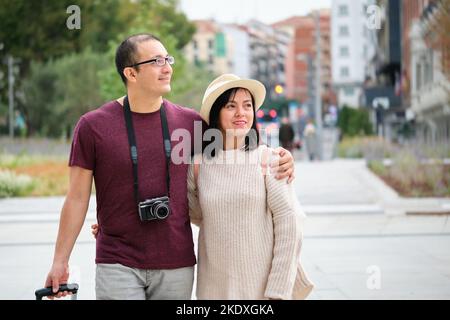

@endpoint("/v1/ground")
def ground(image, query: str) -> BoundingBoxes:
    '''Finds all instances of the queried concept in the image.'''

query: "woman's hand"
[91,223,99,239]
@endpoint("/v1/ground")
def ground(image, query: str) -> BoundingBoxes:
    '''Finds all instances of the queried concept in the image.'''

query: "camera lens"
[154,203,169,220]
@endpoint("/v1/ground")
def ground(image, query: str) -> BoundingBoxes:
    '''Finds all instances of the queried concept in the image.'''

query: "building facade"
[363,0,402,139]
[221,24,251,78]
[332,0,377,108]
[273,10,335,116]
[246,20,289,101]
[408,0,450,144]
[184,19,287,93]
[184,20,235,76]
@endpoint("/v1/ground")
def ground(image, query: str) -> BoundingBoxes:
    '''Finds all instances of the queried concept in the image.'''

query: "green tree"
[20,61,59,137]
[170,63,215,109]
[99,0,198,102]
[0,0,132,65]
[338,106,373,137]
[51,49,107,138]
[1,0,202,136]
[0,0,129,135]
[78,0,137,53]
[21,49,107,137]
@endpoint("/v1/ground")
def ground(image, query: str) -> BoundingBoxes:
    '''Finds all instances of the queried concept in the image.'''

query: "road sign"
[373,97,390,110]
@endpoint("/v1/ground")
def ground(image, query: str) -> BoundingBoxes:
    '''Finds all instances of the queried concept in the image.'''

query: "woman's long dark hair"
[203,87,260,158]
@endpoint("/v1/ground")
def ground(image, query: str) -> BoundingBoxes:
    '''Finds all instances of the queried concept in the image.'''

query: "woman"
[188,74,313,300]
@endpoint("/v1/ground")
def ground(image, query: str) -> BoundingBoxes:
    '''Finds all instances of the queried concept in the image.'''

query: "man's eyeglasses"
[129,56,175,68]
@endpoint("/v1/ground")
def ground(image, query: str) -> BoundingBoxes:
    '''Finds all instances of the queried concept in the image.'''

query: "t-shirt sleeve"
[69,116,95,171]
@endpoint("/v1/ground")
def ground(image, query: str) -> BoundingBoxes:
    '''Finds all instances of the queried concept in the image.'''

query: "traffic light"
[257,110,264,119]
[257,109,278,122]
[274,85,284,95]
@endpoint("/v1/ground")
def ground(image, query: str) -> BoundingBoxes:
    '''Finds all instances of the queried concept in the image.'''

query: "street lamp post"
[314,11,324,160]
[8,55,14,139]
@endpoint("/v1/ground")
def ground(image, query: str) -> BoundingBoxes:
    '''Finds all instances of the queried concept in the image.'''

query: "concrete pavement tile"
[381,216,448,235]
[325,272,450,299]
[0,241,95,300]
[0,222,97,245]
[305,215,388,237]
[304,272,337,290]
[307,288,350,300]
[442,216,450,233]
[0,196,97,215]
[2,195,450,300]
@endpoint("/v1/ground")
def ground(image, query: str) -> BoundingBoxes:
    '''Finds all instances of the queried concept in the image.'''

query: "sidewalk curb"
[303,204,383,216]
[357,159,450,216]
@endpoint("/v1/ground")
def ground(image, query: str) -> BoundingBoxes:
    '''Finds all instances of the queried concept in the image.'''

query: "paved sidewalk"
[1,194,449,300]
[0,213,448,300]
[294,159,450,216]
[1,159,449,300]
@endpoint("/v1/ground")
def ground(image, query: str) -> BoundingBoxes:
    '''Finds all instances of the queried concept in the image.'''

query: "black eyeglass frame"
[128,56,175,68]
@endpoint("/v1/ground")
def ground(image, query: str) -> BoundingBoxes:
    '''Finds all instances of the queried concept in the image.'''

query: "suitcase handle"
[35,283,79,300]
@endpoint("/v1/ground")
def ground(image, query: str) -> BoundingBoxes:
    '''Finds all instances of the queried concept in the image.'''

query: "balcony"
[363,86,402,110]
[411,83,450,116]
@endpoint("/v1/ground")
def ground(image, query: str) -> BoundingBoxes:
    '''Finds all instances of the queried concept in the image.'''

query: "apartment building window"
[340,46,349,57]
[344,87,354,96]
[259,60,267,74]
[193,40,198,50]
[416,63,422,91]
[340,66,350,77]
[194,55,200,67]
[338,5,349,16]
[445,120,450,141]
[208,54,214,65]
[425,51,434,85]
[208,39,214,50]
[339,25,349,37]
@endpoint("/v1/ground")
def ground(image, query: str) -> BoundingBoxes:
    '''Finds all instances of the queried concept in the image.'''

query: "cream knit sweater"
[187,146,313,300]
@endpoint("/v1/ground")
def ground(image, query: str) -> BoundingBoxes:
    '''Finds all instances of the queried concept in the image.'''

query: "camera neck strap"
[123,96,171,203]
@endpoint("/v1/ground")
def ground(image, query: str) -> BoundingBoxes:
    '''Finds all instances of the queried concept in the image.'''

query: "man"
[45,34,295,300]
[279,117,295,152]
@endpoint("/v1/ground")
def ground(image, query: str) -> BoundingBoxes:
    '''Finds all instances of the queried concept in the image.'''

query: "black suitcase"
[35,283,79,300]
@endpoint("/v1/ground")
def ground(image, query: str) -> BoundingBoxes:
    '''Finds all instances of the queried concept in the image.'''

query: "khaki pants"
[96,263,194,300]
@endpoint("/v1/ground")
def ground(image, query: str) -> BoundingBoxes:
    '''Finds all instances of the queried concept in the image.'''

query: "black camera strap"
[123,96,171,204]
[160,104,171,195]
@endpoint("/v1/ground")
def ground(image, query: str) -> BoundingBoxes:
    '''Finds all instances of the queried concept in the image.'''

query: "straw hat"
[200,74,266,124]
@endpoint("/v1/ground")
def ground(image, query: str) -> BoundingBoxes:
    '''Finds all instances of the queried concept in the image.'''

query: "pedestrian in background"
[303,119,317,161]
[279,117,295,153]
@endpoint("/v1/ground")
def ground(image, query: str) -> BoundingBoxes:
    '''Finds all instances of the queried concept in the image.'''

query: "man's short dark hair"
[115,33,162,84]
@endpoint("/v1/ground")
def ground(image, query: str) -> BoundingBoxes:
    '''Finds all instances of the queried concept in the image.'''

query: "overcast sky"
[179,0,332,24]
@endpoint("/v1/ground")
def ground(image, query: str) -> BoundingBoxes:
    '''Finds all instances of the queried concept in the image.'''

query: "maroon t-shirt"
[69,99,202,269]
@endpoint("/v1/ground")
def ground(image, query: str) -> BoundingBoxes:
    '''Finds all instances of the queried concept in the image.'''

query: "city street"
[1,160,449,300]
[1,0,449,303]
